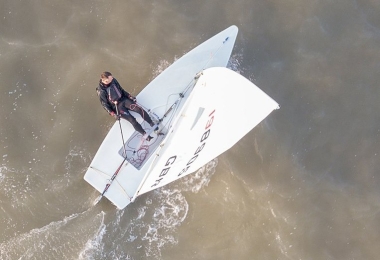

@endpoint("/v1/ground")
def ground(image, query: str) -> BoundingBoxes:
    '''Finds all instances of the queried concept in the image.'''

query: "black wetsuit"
[96,78,154,135]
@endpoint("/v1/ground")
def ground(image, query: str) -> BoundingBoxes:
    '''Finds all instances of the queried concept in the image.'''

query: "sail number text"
[151,109,215,188]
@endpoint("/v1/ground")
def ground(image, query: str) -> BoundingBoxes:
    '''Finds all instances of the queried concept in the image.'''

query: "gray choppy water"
[1,0,380,259]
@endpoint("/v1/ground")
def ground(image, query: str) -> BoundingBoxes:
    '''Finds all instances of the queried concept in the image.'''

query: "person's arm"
[114,79,136,101]
[97,87,116,116]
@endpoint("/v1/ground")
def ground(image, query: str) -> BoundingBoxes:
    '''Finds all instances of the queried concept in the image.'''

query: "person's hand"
[110,111,120,120]
[129,95,137,102]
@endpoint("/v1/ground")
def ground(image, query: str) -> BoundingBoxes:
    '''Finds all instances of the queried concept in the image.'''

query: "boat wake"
[79,159,218,259]
[0,208,105,260]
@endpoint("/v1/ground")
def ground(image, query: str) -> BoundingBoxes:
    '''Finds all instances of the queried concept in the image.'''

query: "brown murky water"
[1,0,380,259]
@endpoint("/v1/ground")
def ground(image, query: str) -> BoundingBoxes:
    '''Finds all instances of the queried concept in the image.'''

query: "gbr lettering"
[150,156,177,188]
[150,109,216,188]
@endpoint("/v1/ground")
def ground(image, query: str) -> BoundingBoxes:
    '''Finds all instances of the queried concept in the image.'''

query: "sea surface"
[1,0,380,259]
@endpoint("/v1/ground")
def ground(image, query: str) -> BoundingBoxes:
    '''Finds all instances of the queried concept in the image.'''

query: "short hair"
[100,71,112,79]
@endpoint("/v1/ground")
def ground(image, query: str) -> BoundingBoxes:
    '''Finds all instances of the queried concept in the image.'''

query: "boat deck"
[118,123,167,170]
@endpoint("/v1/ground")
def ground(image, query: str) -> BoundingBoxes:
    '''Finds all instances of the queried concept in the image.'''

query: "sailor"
[96,71,155,141]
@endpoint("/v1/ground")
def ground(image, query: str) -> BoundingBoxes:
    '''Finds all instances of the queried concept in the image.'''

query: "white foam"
[140,188,188,257]
[173,158,218,193]
[130,159,218,258]
[77,212,106,260]
[0,208,104,260]
[151,59,171,79]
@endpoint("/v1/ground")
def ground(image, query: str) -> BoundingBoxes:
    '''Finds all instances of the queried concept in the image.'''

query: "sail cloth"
[136,67,279,195]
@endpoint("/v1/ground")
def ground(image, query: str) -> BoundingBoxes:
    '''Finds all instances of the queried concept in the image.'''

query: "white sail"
[136,67,279,195]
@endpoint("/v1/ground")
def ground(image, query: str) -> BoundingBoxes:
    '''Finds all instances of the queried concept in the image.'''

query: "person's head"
[100,71,113,85]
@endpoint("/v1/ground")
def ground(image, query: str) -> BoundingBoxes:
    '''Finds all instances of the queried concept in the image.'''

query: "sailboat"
[84,25,279,209]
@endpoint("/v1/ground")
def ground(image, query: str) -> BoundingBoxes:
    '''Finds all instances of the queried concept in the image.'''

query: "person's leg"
[122,113,146,135]
[118,103,146,135]
[123,99,155,126]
